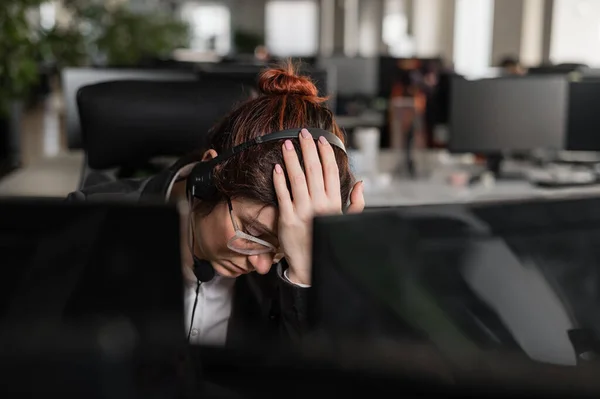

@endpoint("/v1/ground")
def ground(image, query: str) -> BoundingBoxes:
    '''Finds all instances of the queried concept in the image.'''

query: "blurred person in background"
[389,59,428,176]
[67,62,365,347]
[254,45,271,63]
[499,56,526,76]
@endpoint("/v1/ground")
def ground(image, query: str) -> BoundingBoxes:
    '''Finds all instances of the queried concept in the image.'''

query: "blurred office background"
[2,0,600,199]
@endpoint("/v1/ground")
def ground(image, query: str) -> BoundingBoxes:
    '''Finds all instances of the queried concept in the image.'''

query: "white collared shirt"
[184,275,236,346]
[183,267,309,345]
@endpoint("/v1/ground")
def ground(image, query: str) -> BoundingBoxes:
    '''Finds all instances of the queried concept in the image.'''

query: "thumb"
[347,181,365,214]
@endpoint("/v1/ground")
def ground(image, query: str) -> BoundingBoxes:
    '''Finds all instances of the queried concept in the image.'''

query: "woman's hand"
[273,128,365,286]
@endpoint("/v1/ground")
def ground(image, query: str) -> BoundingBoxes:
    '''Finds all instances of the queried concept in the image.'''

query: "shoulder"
[65,177,153,203]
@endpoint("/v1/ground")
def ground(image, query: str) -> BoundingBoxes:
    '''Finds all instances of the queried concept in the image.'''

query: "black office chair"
[62,67,199,150]
[76,79,250,189]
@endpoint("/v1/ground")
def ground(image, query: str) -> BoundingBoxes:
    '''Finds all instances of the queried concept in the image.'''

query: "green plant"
[0,0,45,115]
[38,25,88,70]
[96,7,190,66]
[60,0,190,67]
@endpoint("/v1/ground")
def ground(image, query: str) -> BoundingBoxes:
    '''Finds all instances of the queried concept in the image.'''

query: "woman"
[67,62,365,347]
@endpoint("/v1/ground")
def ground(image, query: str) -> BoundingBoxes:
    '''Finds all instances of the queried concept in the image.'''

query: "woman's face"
[194,198,280,278]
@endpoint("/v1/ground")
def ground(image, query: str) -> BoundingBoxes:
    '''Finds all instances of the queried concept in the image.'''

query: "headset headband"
[212,128,346,164]
[187,127,346,200]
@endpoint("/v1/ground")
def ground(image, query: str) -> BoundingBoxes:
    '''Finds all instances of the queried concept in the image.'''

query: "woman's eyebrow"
[243,216,276,238]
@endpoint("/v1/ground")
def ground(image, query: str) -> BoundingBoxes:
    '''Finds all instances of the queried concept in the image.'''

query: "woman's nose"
[248,253,274,274]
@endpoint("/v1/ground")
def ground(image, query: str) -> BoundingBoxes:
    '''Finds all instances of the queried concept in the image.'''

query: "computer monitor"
[528,64,587,76]
[566,80,600,151]
[449,76,569,153]
[197,63,331,98]
[0,198,188,397]
[431,71,464,126]
[311,196,600,369]
[62,68,198,150]
[317,56,378,97]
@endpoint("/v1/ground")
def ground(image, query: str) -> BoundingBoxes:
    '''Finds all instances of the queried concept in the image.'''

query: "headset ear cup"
[199,169,218,200]
[187,162,219,201]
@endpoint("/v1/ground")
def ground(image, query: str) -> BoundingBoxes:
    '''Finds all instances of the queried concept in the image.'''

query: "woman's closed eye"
[244,223,279,246]
[244,225,263,237]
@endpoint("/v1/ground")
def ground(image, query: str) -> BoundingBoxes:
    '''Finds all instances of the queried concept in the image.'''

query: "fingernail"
[319,136,328,145]
[275,164,283,174]
[284,140,294,150]
[300,128,311,139]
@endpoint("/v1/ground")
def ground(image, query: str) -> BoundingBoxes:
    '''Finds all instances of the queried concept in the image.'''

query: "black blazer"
[66,162,309,348]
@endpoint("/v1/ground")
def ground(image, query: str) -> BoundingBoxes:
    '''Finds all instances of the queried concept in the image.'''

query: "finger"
[347,181,365,214]
[298,128,327,202]
[317,135,341,204]
[273,164,294,218]
[282,139,311,213]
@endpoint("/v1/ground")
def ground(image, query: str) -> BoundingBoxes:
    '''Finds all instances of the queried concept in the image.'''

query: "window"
[180,3,231,55]
[40,1,56,30]
[551,0,600,66]
[453,0,495,77]
[382,0,414,57]
[266,1,319,57]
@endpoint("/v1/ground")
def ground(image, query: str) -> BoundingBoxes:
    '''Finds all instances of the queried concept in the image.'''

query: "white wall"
[413,0,444,58]
[411,0,457,63]
[453,0,495,76]
[266,0,319,56]
[551,0,600,66]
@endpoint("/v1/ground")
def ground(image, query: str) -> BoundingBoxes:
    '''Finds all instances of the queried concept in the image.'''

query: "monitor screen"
[566,81,600,151]
[0,198,188,396]
[317,56,378,97]
[449,76,569,153]
[311,196,600,368]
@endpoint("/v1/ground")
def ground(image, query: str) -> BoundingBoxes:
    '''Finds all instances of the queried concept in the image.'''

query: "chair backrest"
[62,67,198,150]
[76,79,251,187]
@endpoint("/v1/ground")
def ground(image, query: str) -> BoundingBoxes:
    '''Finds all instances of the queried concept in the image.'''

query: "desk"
[363,178,600,208]
[360,150,600,208]
[335,112,385,130]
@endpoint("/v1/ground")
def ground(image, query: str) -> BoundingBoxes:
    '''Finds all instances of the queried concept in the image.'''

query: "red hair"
[194,61,354,212]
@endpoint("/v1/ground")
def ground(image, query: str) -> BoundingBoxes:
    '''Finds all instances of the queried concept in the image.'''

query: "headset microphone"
[188,257,214,342]
[193,257,215,282]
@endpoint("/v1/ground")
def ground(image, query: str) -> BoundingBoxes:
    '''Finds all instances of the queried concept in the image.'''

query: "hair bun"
[258,63,326,102]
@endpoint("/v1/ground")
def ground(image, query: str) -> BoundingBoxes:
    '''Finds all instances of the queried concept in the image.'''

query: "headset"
[184,127,346,342]
[186,127,346,202]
